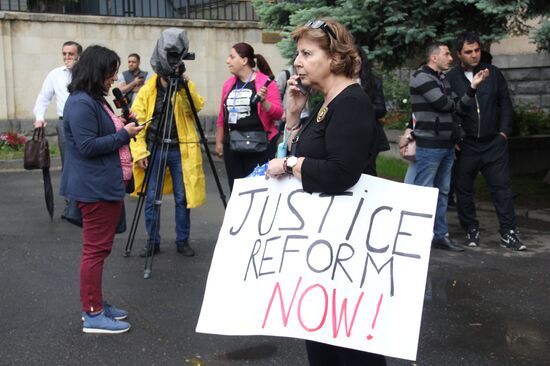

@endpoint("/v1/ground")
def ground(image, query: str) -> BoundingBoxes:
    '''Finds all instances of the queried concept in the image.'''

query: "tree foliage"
[252,0,549,69]
[531,18,550,52]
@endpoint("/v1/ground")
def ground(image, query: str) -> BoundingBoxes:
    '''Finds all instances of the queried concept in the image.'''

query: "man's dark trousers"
[456,134,516,232]
[56,117,66,169]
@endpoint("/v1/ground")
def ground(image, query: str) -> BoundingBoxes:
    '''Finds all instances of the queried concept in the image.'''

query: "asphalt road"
[1,157,549,366]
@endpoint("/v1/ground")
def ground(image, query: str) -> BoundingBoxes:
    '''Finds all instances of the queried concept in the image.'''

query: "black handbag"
[229,130,268,153]
[23,127,50,170]
[63,200,127,234]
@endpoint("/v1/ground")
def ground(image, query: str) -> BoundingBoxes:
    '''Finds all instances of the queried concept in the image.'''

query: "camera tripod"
[124,63,226,279]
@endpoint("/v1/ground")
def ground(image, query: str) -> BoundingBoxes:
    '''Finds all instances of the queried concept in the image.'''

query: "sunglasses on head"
[305,19,338,41]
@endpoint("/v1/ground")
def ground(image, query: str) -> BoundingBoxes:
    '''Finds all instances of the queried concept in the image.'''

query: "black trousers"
[456,135,516,232]
[306,340,387,366]
[223,135,278,192]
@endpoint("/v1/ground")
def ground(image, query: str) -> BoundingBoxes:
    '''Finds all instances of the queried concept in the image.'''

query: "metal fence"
[0,0,259,21]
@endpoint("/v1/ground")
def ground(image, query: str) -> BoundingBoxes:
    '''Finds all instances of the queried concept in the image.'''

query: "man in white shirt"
[33,41,82,168]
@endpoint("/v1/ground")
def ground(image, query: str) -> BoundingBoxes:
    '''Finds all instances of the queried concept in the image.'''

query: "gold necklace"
[316,105,328,123]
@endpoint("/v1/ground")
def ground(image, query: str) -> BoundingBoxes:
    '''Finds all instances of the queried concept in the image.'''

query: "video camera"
[151,28,194,78]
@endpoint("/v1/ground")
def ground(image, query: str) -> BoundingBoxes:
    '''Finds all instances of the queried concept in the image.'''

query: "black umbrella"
[23,127,54,219]
[42,167,54,220]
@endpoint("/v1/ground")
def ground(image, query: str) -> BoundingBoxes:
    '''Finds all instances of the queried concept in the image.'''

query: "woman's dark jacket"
[370,73,387,120]
[60,91,130,202]
[295,84,375,193]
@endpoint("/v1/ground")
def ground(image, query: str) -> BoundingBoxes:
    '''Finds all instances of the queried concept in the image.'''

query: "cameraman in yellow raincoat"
[130,72,205,258]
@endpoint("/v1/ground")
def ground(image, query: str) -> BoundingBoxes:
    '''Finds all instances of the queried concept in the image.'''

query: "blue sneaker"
[83,311,130,334]
[103,302,128,320]
[81,301,128,321]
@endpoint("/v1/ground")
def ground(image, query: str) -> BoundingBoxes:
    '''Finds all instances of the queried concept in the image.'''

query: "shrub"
[512,104,550,136]
[0,131,26,151]
[381,70,411,130]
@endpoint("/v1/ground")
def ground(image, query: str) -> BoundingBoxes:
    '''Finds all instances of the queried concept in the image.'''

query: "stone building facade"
[0,11,285,138]
[491,31,550,113]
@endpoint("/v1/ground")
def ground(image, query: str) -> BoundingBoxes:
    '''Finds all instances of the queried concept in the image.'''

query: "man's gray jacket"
[410,65,477,148]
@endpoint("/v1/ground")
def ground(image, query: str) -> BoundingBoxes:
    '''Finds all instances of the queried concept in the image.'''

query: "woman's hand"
[124,122,145,138]
[215,141,223,157]
[285,75,309,124]
[120,111,138,125]
[266,157,305,180]
[265,158,286,179]
[256,86,267,102]
[215,126,224,157]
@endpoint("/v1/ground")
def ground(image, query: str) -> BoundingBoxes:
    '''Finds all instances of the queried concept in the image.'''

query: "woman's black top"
[294,83,376,193]
[223,79,262,131]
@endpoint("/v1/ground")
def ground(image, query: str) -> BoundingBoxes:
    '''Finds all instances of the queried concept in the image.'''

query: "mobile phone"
[296,77,310,95]
[138,116,155,126]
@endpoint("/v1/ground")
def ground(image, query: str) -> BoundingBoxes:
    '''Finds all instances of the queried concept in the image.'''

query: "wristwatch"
[285,156,298,175]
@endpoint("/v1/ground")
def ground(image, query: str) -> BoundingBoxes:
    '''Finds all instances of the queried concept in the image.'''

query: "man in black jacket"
[410,42,488,252]
[447,32,526,251]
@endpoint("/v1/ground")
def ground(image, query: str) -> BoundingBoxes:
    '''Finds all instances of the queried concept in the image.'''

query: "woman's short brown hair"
[291,18,360,79]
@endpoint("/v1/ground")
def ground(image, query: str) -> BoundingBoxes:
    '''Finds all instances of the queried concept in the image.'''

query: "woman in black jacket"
[266,18,386,366]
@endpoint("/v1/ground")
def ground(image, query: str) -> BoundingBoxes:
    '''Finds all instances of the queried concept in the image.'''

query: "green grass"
[0,149,25,160]
[376,155,550,209]
[0,144,59,160]
[376,155,409,181]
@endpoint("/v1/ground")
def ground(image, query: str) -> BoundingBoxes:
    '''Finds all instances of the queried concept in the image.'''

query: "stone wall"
[494,54,550,113]
[0,11,286,137]
[491,32,550,113]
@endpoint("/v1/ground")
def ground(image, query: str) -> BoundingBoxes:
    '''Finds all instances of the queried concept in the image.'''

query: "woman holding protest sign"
[215,42,283,191]
[266,18,385,366]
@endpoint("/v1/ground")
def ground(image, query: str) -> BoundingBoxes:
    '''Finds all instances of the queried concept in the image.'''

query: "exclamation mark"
[366,293,383,340]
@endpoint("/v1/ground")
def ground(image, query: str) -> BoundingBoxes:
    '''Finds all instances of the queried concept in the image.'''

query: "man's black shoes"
[500,229,526,251]
[139,241,195,257]
[465,227,480,247]
[432,236,464,252]
[139,244,160,257]
[176,241,195,257]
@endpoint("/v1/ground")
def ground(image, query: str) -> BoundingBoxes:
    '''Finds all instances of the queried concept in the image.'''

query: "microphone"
[251,75,274,104]
[112,88,136,124]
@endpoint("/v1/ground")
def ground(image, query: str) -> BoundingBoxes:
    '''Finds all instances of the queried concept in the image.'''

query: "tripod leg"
[124,73,174,261]
[181,78,227,208]
[142,148,170,279]
[124,122,165,257]
[123,192,146,256]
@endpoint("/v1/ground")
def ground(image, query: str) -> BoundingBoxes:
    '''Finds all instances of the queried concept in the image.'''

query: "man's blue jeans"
[414,146,455,239]
[145,148,189,246]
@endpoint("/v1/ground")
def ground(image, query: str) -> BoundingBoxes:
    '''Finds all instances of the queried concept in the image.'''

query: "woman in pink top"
[215,42,283,191]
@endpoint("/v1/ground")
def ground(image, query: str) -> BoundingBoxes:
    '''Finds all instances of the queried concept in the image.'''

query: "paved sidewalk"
[1,157,549,365]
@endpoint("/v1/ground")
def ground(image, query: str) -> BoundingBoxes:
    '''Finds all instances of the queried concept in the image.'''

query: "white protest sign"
[197,174,437,361]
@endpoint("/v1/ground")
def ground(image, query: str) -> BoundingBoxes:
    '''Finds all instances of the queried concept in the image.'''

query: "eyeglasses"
[305,19,338,41]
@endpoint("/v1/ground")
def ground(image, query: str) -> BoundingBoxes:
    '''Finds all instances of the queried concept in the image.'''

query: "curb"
[0,157,61,172]
[469,201,550,224]
[3,157,549,223]
[526,208,550,223]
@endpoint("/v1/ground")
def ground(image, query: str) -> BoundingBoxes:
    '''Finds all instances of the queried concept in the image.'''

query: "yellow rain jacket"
[130,74,206,208]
